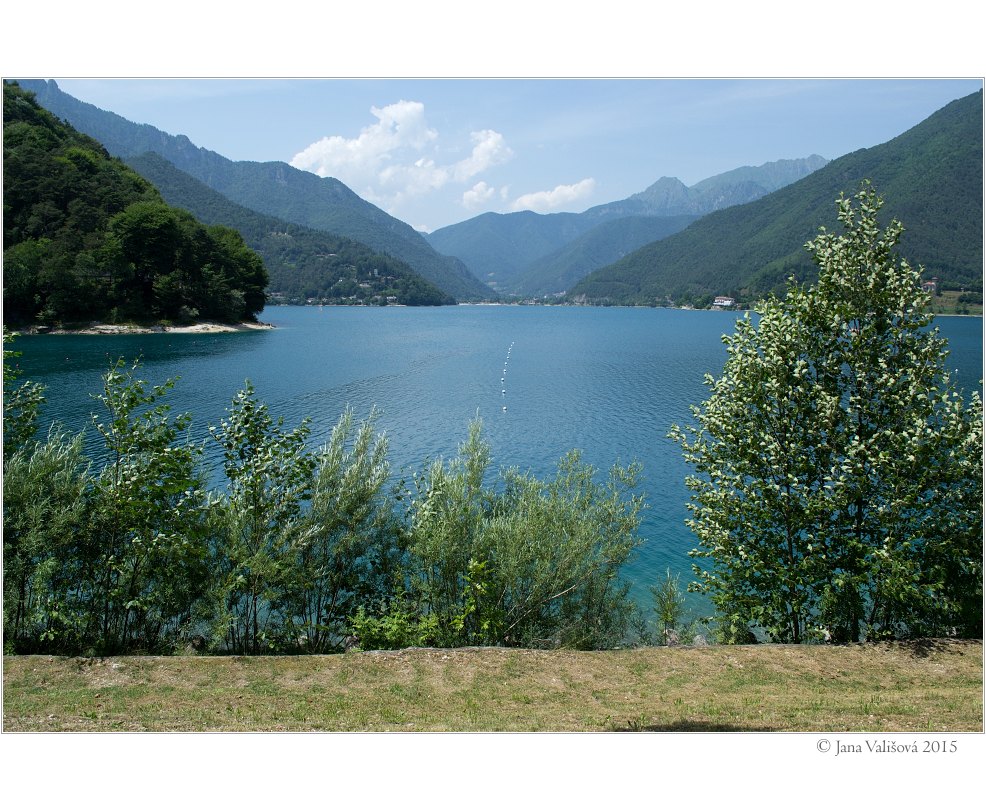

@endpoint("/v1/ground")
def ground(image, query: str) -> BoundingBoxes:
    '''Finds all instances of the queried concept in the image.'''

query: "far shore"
[19,320,274,336]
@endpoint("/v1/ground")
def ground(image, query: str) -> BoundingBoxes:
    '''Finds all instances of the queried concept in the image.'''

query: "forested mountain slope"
[126,152,455,306]
[3,82,266,325]
[570,91,983,306]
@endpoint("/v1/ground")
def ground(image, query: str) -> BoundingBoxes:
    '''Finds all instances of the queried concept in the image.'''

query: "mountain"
[570,91,984,307]
[3,81,266,326]
[627,156,830,216]
[426,156,828,293]
[17,79,494,302]
[423,210,589,292]
[125,152,455,306]
[511,214,700,297]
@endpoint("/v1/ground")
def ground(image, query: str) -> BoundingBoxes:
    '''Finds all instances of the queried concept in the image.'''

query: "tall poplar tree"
[673,185,983,643]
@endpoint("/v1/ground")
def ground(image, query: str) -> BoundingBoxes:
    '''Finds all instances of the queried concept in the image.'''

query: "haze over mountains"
[14,80,982,311]
[425,156,828,295]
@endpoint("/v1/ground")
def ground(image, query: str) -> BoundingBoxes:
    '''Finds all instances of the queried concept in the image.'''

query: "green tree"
[651,569,687,645]
[87,360,210,652]
[288,408,395,652]
[207,382,315,654]
[3,328,92,652]
[673,185,983,643]
[104,201,181,312]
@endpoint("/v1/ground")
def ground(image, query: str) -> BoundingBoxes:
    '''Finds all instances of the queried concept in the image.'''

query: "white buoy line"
[501,341,515,412]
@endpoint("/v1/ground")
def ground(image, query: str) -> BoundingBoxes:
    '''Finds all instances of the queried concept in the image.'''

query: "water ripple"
[16,305,983,613]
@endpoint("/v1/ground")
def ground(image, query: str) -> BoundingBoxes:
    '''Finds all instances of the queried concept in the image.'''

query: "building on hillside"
[712,296,736,309]
[921,277,939,294]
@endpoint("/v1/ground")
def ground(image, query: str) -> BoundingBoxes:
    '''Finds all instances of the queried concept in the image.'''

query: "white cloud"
[452,130,513,182]
[290,100,437,187]
[510,178,596,213]
[462,181,497,208]
[378,157,449,196]
[289,101,512,216]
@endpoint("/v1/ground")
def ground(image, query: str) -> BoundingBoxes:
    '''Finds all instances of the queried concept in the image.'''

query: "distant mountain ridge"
[426,155,828,294]
[629,156,830,215]
[569,91,984,307]
[18,79,494,302]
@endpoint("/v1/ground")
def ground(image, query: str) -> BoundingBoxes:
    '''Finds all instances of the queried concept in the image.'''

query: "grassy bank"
[3,639,981,732]
[928,290,983,316]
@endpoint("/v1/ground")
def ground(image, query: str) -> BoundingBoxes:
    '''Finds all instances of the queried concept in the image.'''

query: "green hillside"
[570,91,983,307]
[18,80,494,302]
[2,82,266,326]
[126,152,455,306]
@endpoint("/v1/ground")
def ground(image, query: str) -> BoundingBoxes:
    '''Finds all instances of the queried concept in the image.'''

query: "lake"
[12,305,984,614]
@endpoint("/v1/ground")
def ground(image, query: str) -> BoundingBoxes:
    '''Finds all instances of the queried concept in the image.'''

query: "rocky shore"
[24,321,274,335]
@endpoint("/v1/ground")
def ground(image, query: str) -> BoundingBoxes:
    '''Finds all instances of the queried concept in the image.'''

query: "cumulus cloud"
[379,157,449,196]
[510,178,596,213]
[453,130,513,182]
[290,100,437,186]
[462,181,497,208]
[289,101,511,216]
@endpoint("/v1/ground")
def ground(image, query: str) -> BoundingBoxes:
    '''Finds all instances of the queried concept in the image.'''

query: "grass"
[928,290,983,316]
[2,639,981,732]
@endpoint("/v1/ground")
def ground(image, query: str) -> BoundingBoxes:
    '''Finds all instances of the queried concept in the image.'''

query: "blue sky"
[50,78,983,232]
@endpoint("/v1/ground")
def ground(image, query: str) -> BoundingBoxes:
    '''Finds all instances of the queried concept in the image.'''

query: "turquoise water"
[13,306,984,612]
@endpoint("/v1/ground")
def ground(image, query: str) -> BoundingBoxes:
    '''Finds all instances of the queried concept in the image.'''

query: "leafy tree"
[86,360,210,652]
[207,382,315,653]
[673,185,983,643]
[288,408,395,652]
[3,328,91,652]
[651,569,687,644]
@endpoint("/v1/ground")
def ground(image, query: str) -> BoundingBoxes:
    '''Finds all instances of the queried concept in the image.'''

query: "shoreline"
[19,320,274,336]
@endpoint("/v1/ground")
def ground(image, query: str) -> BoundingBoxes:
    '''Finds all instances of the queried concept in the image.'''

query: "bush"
[402,421,645,649]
